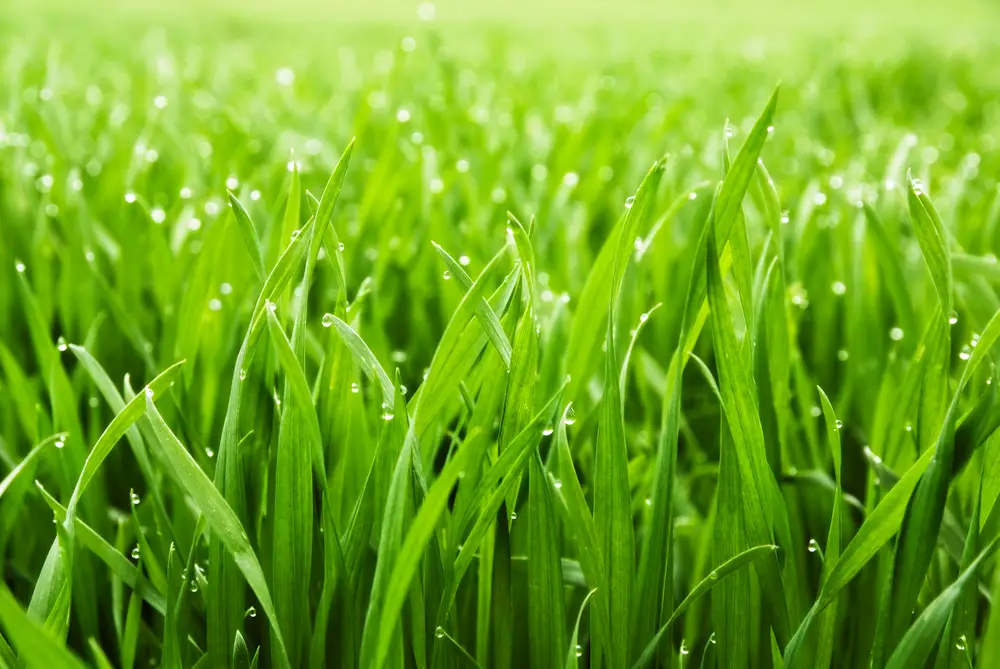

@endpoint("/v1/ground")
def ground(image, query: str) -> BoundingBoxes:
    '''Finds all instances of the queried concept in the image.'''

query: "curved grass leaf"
[144,395,291,669]
[0,584,88,669]
[632,545,779,668]
[884,537,1000,669]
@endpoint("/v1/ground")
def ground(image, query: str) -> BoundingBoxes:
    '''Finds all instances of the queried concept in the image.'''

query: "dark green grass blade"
[884,538,1000,669]
[633,545,778,669]
[785,308,1000,666]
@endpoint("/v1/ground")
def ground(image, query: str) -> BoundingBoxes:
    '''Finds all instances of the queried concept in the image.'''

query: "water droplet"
[205,447,215,458]
[831,281,847,296]
[396,108,411,123]
[709,632,717,645]
[905,422,913,433]
[837,349,849,361]
[780,211,790,225]
[510,511,517,520]
[382,402,394,421]
[131,545,140,560]
[562,403,576,426]
[290,229,301,240]
[239,368,247,381]
[208,298,223,312]
[130,491,141,506]
[835,419,843,430]
[575,645,583,658]
[553,479,563,489]
[680,640,690,655]
[151,207,166,224]
[189,579,199,593]
[810,405,822,418]
[442,270,452,280]
[337,242,346,252]
[709,570,719,580]
[55,435,66,449]
[949,313,959,325]
[125,191,137,203]
[889,327,905,341]
[400,385,408,395]
[350,382,360,394]
[266,300,277,313]
[645,498,652,506]
[956,635,967,651]
[15,260,26,273]
[275,67,295,86]
[432,625,445,639]
[322,313,335,327]
[417,1,436,20]
[542,426,554,436]
[807,538,821,553]
[959,346,971,361]
[245,606,257,619]
[624,196,635,209]
[56,336,68,352]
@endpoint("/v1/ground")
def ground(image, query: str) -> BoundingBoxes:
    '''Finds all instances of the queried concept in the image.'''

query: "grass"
[2,2,1000,668]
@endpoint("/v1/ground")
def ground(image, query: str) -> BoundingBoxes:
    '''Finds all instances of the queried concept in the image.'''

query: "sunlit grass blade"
[565,158,665,400]
[431,240,513,368]
[227,192,266,283]
[706,215,790,645]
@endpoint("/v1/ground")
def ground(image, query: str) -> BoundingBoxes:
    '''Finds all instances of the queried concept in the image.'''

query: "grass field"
[2,1,1000,668]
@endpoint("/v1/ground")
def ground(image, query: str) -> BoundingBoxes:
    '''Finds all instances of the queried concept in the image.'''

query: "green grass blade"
[431,240,513,368]
[0,433,64,500]
[326,315,395,407]
[706,215,790,645]
[566,589,598,669]
[144,395,291,669]
[633,545,779,669]
[815,387,843,669]
[227,192,266,283]
[884,537,1000,669]
[527,450,565,668]
[0,584,88,669]
[594,314,634,667]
